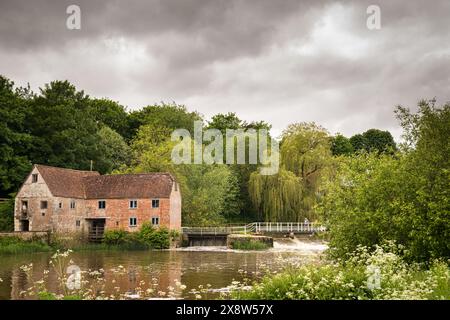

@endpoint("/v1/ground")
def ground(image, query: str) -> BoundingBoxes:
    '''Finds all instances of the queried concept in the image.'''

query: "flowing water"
[0,238,327,300]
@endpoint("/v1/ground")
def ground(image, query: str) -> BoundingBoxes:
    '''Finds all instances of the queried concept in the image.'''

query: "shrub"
[101,224,171,249]
[138,223,170,249]
[103,230,128,245]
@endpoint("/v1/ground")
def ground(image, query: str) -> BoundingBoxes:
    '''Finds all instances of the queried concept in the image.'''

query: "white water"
[175,237,328,254]
[272,237,328,253]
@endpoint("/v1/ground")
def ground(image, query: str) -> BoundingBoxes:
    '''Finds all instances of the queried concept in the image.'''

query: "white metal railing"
[252,222,326,233]
[182,222,325,235]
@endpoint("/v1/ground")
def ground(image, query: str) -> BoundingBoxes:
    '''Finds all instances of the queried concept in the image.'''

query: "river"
[0,238,327,300]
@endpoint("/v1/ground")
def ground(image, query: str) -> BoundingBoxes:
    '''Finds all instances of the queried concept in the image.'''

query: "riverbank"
[0,236,52,255]
[231,244,450,300]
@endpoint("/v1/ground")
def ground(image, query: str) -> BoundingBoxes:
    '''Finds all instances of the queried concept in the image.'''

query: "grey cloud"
[0,0,449,140]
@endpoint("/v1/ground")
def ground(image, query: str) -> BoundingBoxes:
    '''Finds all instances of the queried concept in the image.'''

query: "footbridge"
[181,222,326,246]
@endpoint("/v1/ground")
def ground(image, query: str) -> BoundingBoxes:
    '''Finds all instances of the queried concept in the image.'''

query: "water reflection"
[0,241,326,300]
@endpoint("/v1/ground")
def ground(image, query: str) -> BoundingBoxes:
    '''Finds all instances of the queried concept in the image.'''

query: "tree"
[123,123,240,226]
[95,126,131,173]
[249,122,332,221]
[319,100,449,262]
[349,134,367,152]
[207,112,242,132]
[0,76,32,196]
[26,80,104,172]
[280,123,332,182]
[0,197,14,231]
[128,103,202,139]
[88,98,130,139]
[249,169,303,221]
[350,129,396,153]
[395,99,450,260]
[362,129,396,153]
[207,112,272,221]
[331,134,353,156]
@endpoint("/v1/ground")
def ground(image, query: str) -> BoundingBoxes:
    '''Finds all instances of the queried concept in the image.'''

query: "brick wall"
[85,198,171,232]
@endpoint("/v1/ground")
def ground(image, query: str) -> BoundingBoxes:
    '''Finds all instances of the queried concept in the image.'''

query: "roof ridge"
[35,164,99,174]
[91,172,173,177]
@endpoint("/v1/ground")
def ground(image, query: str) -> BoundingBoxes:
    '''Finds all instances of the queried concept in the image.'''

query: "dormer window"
[32,174,38,183]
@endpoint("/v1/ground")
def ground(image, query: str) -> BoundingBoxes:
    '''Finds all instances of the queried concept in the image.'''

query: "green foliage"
[233,244,450,300]
[349,134,366,152]
[319,100,450,262]
[179,164,239,226]
[206,112,272,221]
[102,229,128,245]
[26,81,104,172]
[0,236,52,255]
[362,129,396,153]
[230,239,270,250]
[331,134,353,156]
[138,222,170,249]
[350,129,396,154]
[249,169,303,221]
[0,197,14,231]
[249,122,332,221]
[128,103,202,138]
[88,98,130,139]
[102,224,171,249]
[125,122,242,226]
[0,76,32,196]
[96,126,131,173]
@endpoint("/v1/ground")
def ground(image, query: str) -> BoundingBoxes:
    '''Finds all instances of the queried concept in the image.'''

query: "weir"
[181,222,326,247]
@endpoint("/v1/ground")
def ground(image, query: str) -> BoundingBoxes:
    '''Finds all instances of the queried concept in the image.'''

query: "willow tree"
[249,122,332,222]
[249,169,303,221]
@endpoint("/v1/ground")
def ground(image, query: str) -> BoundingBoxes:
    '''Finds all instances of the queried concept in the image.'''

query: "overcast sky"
[1,0,449,140]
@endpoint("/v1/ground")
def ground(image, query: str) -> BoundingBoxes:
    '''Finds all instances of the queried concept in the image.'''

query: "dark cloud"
[0,0,449,140]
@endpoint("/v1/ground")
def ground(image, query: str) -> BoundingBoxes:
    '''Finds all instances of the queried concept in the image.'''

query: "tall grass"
[0,236,52,255]
[230,239,270,250]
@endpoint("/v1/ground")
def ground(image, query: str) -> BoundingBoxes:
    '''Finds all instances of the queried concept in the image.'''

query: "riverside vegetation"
[232,243,449,300]
[0,223,176,254]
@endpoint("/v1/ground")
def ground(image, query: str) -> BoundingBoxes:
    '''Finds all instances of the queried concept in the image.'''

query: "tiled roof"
[35,165,175,199]
[83,173,174,199]
[35,165,100,198]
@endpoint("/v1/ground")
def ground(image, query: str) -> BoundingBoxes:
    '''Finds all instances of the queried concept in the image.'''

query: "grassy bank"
[231,243,450,300]
[230,239,271,250]
[0,236,52,255]
[0,225,176,255]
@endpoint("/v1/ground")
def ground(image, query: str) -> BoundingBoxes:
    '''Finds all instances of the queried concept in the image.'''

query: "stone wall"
[0,231,50,243]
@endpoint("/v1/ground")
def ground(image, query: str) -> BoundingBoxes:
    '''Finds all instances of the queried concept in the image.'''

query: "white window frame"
[98,200,106,209]
[129,200,138,209]
[129,217,137,227]
[151,216,159,226]
[152,199,160,208]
